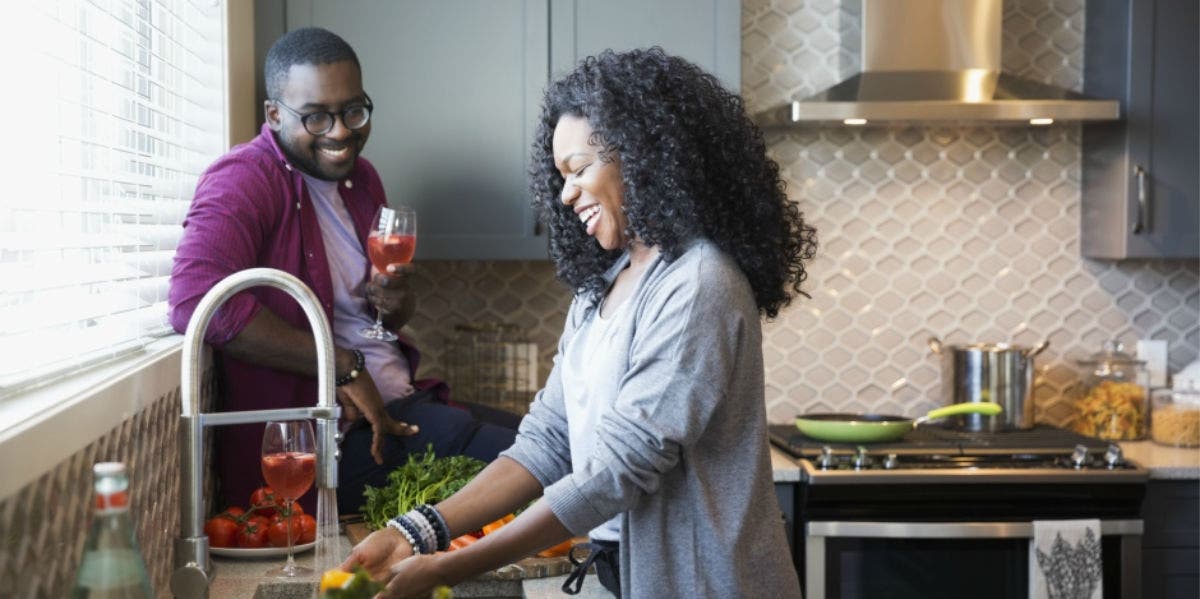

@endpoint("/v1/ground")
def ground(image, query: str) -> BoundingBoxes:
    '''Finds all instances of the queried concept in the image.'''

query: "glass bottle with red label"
[71,462,153,598]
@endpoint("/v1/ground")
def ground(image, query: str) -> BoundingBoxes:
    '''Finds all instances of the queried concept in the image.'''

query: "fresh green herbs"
[361,446,486,530]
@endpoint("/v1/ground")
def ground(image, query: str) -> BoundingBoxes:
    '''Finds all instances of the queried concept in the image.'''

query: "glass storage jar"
[1151,360,1200,447]
[1072,340,1149,440]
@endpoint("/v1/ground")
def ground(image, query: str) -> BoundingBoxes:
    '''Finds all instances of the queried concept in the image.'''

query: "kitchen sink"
[252,579,313,599]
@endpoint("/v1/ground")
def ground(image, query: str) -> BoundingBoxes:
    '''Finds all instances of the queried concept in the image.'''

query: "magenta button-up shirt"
[168,124,424,510]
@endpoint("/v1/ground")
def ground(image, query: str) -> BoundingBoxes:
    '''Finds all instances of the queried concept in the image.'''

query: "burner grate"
[768,423,1117,460]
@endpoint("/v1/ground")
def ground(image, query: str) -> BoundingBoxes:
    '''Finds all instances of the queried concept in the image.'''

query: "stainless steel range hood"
[755,0,1120,126]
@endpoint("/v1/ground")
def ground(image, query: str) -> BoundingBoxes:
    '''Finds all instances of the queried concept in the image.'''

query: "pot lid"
[928,336,1046,353]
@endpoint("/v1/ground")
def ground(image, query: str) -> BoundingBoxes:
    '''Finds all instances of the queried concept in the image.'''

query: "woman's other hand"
[378,554,452,599]
[339,526,413,583]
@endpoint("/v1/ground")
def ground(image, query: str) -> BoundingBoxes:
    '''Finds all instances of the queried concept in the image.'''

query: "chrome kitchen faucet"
[170,268,341,598]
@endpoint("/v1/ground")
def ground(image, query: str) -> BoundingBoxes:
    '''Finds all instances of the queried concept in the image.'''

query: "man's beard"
[276,132,364,181]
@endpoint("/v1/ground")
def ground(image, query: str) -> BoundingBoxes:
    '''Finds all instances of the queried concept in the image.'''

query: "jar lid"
[1172,359,1200,394]
[1076,340,1145,376]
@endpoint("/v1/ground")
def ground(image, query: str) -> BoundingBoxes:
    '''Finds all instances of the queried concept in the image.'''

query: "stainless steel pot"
[927,337,1049,431]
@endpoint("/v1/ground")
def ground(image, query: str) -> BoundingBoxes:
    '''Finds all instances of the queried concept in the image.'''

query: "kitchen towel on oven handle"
[1030,519,1102,599]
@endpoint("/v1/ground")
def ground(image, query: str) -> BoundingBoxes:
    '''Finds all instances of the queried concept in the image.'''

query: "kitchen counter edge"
[771,445,802,483]
[1120,441,1200,479]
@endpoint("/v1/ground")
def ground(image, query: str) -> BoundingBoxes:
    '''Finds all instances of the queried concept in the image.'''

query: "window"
[0,0,227,397]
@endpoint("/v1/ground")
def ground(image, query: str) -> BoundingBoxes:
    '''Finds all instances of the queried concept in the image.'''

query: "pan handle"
[927,336,943,355]
[1023,339,1050,358]
[920,402,1003,424]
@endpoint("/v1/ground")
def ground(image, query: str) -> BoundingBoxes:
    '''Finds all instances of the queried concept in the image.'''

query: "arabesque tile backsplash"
[408,0,1198,427]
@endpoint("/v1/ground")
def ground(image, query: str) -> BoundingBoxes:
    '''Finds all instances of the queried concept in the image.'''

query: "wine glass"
[359,204,417,341]
[261,420,316,577]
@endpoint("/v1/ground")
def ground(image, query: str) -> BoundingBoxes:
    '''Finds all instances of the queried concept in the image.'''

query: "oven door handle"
[807,519,1143,538]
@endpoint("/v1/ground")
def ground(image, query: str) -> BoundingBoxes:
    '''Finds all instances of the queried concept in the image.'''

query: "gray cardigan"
[502,239,802,598]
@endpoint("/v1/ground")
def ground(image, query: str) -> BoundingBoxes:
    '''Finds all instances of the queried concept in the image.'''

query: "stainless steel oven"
[769,425,1149,599]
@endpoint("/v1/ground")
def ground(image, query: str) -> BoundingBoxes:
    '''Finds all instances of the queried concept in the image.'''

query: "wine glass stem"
[374,313,385,330]
[284,499,297,572]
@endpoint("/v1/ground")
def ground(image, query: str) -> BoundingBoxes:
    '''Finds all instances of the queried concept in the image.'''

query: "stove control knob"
[883,454,899,469]
[817,446,835,470]
[1104,444,1124,468]
[853,446,873,470]
[1071,444,1090,469]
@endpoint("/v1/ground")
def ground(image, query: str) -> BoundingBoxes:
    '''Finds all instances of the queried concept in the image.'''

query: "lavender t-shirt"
[301,173,414,402]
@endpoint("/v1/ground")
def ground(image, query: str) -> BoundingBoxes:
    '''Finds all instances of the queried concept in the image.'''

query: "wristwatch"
[336,349,365,387]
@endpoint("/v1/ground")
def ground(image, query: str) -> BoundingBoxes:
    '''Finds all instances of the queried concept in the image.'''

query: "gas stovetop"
[768,424,1149,484]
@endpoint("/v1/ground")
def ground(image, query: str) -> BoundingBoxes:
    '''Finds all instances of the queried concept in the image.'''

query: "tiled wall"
[742,0,1198,424]
[407,0,1198,427]
[404,261,570,406]
[0,391,179,598]
[0,375,215,599]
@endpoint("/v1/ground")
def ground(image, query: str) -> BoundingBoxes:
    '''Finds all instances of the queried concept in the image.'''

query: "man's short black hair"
[264,27,361,99]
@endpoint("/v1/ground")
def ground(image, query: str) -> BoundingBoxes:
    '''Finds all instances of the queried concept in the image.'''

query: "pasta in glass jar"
[1072,341,1149,440]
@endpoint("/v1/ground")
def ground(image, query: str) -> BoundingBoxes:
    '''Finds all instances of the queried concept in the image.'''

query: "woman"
[342,47,816,598]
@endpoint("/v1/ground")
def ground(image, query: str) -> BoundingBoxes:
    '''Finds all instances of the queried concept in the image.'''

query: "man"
[169,27,518,514]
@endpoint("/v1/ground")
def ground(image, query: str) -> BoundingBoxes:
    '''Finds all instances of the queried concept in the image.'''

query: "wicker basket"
[445,322,538,414]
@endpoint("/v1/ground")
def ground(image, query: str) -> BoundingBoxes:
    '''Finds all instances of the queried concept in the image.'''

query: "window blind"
[0,0,226,397]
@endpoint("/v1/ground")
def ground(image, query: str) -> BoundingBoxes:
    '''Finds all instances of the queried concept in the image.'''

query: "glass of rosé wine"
[261,420,316,577]
[359,204,417,341]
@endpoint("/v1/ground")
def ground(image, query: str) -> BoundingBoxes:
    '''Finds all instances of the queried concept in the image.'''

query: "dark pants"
[336,387,520,513]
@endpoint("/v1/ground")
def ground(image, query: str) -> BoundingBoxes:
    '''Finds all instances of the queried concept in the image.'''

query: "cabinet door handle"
[1132,165,1150,234]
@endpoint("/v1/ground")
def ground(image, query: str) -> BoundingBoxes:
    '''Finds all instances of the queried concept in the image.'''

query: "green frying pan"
[794,402,1003,443]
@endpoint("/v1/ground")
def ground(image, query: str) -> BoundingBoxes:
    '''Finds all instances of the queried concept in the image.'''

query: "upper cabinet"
[285,0,548,260]
[1081,0,1199,259]
[282,0,741,260]
[549,0,741,91]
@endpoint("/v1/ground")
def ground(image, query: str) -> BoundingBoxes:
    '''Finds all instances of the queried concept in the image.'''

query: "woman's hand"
[377,553,453,599]
[366,264,416,330]
[335,369,419,464]
[340,526,413,582]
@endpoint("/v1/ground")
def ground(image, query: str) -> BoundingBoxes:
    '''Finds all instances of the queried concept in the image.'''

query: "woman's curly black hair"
[530,47,817,318]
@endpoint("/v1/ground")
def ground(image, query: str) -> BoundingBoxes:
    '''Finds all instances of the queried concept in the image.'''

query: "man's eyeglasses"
[273,94,373,135]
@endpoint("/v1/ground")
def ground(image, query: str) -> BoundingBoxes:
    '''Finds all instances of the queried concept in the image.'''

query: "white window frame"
[0,0,238,500]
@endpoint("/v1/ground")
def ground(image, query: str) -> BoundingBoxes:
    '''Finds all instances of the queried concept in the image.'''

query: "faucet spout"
[171,268,340,599]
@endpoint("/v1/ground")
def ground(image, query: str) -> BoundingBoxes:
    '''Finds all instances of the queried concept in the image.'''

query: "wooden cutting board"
[342,521,582,580]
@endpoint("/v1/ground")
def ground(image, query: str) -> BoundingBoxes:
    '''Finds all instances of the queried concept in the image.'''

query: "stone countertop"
[207,537,346,598]
[523,573,614,598]
[207,533,589,599]
[205,448,797,597]
[1120,440,1200,479]
[771,445,802,483]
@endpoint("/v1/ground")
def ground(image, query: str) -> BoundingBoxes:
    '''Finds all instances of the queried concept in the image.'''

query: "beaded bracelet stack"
[387,504,450,554]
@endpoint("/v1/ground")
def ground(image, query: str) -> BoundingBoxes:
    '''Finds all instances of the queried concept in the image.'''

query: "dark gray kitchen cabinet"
[549,0,741,91]
[1141,480,1199,599]
[284,0,549,260]
[280,0,739,260]
[1081,0,1199,259]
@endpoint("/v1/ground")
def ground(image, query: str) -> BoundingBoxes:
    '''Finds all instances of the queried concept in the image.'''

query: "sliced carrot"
[481,513,516,536]
[536,538,574,558]
[448,534,479,551]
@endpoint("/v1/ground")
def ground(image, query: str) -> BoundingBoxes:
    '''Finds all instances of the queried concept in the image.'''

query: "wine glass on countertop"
[261,420,316,577]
